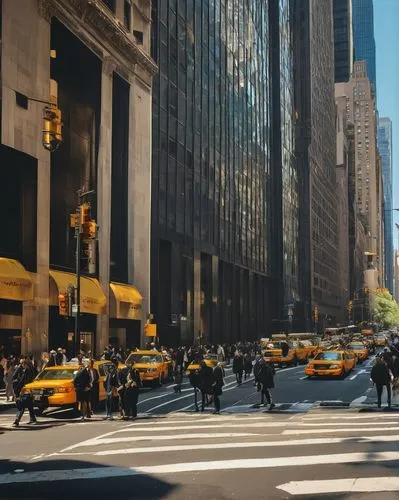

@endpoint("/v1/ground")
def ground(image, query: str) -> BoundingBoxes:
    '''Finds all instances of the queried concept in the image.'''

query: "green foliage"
[370,290,399,327]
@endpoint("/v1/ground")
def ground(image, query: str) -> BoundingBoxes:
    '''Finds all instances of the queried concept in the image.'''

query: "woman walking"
[212,362,225,414]
[124,362,142,420]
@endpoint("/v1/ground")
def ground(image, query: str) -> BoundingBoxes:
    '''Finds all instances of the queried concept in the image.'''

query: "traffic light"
[58,293,68,316]
[314,305,319,322]
[80,203,90,226]
[347,300,353,312]
[42,106,62,152]
[83,220,97,240]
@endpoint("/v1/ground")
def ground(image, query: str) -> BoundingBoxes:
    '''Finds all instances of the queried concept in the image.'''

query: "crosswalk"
[2,408,399,496]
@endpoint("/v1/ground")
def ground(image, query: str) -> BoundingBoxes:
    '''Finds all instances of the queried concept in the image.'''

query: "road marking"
[53,434,399,457]
[3,453,399,484]
[304,413,399,420]
[283,426,399,435]
[350,395,368,406]
[145,376,255,413]
[60,432,259,451]
[350,369,366,380]
[299,376,308,380]
[277,477,399,495]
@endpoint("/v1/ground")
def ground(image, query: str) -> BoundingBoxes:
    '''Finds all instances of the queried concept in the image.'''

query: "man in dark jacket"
[212,363,225,414]
[12,358,37,427]
[189,369,200,411]
[198,360,215,412]
[258,354,276,410]
[232,351,244,385]
[124,362,142,419]
[371,356,392,408]
[103,358,120,419]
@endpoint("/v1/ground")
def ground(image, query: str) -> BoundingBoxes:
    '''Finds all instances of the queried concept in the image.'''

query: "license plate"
[34,395,42,401]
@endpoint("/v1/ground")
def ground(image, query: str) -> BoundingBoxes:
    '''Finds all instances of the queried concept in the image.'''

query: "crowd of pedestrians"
[3,332,399,426]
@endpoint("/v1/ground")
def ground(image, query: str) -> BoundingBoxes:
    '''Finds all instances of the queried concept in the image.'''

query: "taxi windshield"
[126,353,162,364]
[36,369,75,380]
[314,352,342,361]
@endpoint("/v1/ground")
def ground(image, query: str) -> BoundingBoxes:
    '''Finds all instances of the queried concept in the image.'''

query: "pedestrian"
[117,363,129,419]
[174,367,183,393]
[371,356,392,408]
[217,344,225,363]
[124,362,142,419]
[47,350,57,367]
[258,354,276,410]
[232,351,244,385]
[55,348,64,366]
[4,357,15,402]
[198,360,215,412]
[73,363,91,420]
[244,353,252,380]
[12,358,38,427]
[212,362,225,414]
[175,347,184,375]
[103,358,120,420]
[88,359,99,416]
[189,368,200,411]
[253,354,264,397]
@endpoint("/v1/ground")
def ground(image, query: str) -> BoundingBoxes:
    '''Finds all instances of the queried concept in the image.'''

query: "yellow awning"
[49,270,106,315]
[0,258,33,301]
[110,282,143,320]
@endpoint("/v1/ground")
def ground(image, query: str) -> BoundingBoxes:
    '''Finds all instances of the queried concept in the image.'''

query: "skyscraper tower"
[352,0,376,94]
[333,0,353,83]
[378,117,394,293]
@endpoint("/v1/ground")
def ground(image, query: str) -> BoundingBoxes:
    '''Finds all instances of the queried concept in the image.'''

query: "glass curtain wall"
[279,0,299,305]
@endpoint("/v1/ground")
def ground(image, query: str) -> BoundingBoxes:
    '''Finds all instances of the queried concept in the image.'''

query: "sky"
[374,0,399,247]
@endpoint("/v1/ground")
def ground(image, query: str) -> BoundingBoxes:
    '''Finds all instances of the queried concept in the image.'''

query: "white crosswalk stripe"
[2,410,399,496]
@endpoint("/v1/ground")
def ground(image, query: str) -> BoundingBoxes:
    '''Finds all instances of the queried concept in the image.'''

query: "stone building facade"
[0,0,156,358]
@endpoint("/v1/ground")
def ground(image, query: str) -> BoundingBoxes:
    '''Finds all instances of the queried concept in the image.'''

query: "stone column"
[96,56,115,355]
[128,75,152,347]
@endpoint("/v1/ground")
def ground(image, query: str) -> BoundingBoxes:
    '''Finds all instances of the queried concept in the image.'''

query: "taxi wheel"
[339,368,346,379]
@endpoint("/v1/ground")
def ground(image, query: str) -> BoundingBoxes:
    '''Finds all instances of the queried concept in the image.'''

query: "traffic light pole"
[75,202,81,357]
[74,188,95,356]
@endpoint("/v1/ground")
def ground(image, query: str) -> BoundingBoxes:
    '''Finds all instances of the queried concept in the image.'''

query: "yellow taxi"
[125,350,171,386]
[348,342,368,363]
[21,360,115,414]
[293,340,319,364]
[304,350,356,378]
[373,334,387,347]
[186,353,219,375]
[263,342,297,367]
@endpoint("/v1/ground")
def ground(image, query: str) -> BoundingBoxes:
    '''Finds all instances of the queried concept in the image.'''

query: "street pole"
[75,201,81,356]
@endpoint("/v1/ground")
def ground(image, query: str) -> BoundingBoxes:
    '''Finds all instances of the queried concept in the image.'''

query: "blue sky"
[374,0,399,245]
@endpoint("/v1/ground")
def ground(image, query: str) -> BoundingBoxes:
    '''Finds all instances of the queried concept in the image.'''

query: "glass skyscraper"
[150,0,299,344]
[352,0,376,93]
[378,117,393,293]
[333,0,353,83]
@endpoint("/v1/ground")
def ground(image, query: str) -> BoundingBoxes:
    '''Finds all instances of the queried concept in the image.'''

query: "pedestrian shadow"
[0,458,177,499]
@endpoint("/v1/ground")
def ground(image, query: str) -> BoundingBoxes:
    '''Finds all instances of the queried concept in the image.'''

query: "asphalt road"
[1,353,399,499]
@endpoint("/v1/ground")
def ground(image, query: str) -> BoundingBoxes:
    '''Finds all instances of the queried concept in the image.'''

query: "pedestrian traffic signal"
[58,293,68,316]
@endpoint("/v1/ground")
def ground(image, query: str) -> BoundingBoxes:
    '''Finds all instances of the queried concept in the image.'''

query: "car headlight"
[307,364,314,369]
[147,368,157,373]
[21,388,31,394]
[328,365,340,369]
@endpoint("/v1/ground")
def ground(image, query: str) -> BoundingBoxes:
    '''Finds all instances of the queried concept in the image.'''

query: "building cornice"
[37,0,157,79]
